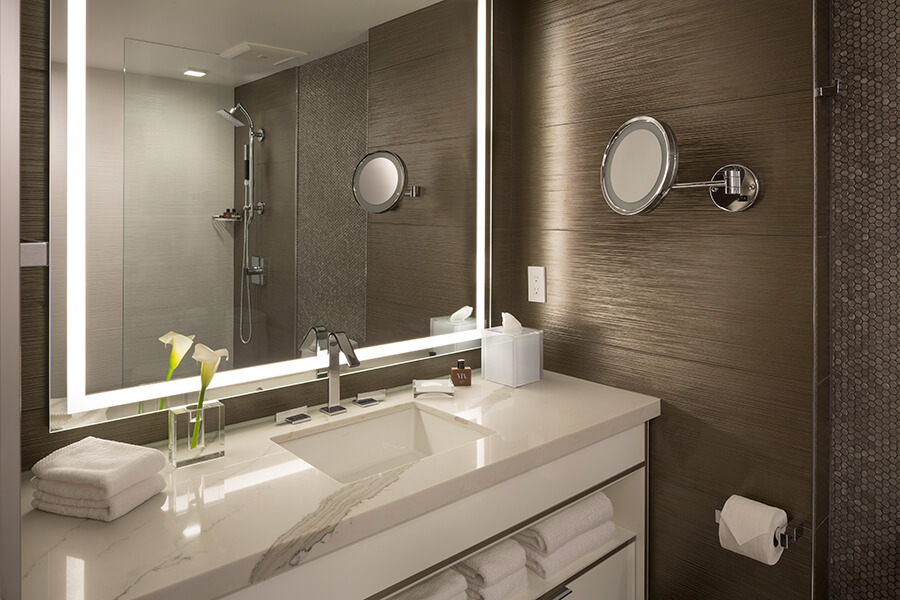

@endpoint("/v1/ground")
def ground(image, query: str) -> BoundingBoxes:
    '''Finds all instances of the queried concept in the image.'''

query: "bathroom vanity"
[20,372,659,600]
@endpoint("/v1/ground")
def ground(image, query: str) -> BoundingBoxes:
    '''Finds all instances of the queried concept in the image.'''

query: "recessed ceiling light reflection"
[183,68,207,78]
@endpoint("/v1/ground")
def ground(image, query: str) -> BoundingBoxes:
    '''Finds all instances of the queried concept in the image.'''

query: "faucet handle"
[329,331,360,368]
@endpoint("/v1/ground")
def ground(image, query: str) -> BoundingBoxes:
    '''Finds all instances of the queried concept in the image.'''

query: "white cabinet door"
[564,544,635,600]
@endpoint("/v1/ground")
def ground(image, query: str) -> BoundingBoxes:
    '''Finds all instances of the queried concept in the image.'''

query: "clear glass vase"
[168,400,224,467]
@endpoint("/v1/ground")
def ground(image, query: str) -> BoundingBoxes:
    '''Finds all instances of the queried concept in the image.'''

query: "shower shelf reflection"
[212,214,243,222]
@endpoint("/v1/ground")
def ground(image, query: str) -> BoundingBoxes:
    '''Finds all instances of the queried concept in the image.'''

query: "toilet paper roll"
[718,495,788,565]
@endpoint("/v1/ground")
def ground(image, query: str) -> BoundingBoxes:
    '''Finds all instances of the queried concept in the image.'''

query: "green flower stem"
[190,386,207,449]
[159,367,175,411]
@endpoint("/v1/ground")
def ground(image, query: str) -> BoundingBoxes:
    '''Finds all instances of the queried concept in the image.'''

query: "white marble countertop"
[21,371,660,600]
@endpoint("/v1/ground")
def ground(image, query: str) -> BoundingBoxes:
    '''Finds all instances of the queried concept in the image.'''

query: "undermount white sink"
[272,402,496,484]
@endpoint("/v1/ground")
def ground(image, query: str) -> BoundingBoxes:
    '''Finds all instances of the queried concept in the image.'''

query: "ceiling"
[53,0,442,85]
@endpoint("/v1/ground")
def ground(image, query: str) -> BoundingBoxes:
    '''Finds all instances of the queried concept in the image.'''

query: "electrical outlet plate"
[528,266,546,303]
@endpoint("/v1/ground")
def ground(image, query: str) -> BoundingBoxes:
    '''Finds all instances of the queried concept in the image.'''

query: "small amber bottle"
[451,359,471,386]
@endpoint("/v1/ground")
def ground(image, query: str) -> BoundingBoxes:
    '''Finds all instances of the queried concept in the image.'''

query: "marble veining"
[250,463,411,583]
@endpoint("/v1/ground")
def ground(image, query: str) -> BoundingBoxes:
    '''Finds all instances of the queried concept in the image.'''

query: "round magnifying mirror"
[353,150,408,213]
[600,116,678,216]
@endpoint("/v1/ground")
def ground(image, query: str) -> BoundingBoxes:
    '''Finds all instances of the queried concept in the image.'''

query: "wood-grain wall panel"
[366,223,476,345]
[650,478,811,599]
[517,92,814,235]
[496,0,826,596]
[368,0,476,73]
[509,228,813,383]
[368,51,475,148]
[520,0,812,126]
[20,269,48,413]
[21,0,48,72]
[366,1,478,344]
[20,67,48,240]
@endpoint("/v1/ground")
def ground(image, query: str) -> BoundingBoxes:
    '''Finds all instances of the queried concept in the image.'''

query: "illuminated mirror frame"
[65,0,489,413]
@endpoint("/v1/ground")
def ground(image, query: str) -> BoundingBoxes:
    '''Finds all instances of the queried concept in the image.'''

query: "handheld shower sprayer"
[217,103,266,344]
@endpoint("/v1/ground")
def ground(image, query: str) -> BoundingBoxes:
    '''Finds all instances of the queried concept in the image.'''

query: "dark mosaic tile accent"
[831,0,900,597]
[296,44,368,348]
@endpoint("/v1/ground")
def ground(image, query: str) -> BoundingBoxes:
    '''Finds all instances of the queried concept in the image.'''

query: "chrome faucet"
[321,331,360,415]
[299,325,328,358]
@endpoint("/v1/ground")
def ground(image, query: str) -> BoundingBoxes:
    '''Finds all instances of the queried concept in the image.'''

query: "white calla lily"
[157,331,195,410]
[193,344,229,390]
[190,344,229,449]
[159,331,195,372]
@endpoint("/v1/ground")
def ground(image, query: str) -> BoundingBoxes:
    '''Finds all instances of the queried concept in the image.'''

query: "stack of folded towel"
[514,491,617,579]
[31,436,167,522]
[393,569,468,600]
[454,539,528,600]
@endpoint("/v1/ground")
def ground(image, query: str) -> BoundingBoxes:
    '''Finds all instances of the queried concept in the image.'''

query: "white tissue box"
[481,326,543,387]
[430,316,479,355]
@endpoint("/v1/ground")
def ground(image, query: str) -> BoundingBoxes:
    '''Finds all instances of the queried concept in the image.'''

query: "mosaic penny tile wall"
[831,0,900,596]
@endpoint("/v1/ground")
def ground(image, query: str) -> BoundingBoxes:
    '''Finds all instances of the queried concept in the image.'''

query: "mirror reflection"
[49,0,480,428]
[353,151,408,213]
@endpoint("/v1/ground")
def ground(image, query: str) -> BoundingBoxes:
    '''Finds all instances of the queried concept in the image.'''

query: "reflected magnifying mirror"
[353,150,419,213]
[600,116,761,215]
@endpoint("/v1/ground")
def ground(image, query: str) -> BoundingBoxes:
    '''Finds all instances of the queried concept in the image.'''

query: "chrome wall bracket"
[815,81,841,98]
[672,164,761,212]
[405,185,421,198]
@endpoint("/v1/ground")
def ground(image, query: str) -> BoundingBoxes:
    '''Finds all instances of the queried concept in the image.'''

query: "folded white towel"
[522,521,617,579]
[33,473,166,509]
[31,436,166,499]
[31,473,166,522]
[515,491,614,555]
[462,567,527,600]
[393,569,467,600]
[455,539,526,587]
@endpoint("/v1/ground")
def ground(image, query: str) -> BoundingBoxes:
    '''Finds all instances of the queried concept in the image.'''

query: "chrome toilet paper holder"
[715,509,805,549]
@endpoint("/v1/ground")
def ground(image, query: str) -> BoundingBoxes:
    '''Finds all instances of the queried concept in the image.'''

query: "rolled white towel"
[522,520,617,579]
[515,491,614,555]
[393,569,467,600]
[461,567,527,600]
[31,473,166,522]
[31,436,166,499]
[455,539,526,587]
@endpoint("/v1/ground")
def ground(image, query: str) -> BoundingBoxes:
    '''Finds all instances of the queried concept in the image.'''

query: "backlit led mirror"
[353,151,407,213]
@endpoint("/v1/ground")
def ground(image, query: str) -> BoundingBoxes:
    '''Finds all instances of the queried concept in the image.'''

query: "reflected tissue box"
[430,316,479,355]
[481,326,543,387]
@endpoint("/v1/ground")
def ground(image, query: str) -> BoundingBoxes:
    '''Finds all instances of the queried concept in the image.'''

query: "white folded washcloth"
[462,567,527,600]
[514,491,614,555]
[455,539,526,587]
[31,436,166,499]
[523,520,617,579]
[393,568,468,600]
[31,473,166,522]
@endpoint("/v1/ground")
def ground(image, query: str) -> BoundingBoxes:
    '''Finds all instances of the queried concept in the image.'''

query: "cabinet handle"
[545,587,573,600]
